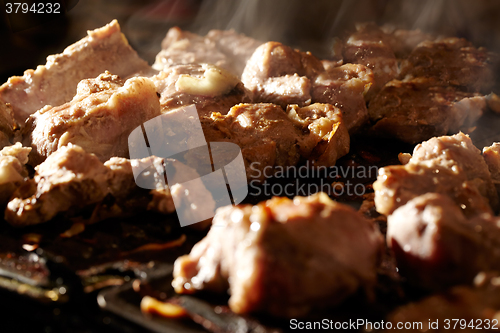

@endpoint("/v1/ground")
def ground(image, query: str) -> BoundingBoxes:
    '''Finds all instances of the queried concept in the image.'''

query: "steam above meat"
[0,20,152,123]
[24,72,161,165]
[172,193,383,317]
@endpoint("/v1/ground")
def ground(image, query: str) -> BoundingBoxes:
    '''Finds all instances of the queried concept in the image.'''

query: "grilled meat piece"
[0,102,16,150]
[312,64,373,132]
[242,42,373,132]
[368,78,486,144]
[202,103,349,181]
[0,20,152,123]
[24,72,161,165]
[5,144,215,227]
[342,23,398,99]
[385,273,500,332]
[383,27,435,59]
[387,193,500,289]
[374,133,498,217]
[172,193,383,317]
[242,41,324,108]
[153,27,262,78]
[0,143,31,207]
[400,38,495,93]
[151,64,249,116]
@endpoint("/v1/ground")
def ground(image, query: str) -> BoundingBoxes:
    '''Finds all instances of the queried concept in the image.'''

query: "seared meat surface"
[153,27,262,78]
[0,102,16,150]
[387,193,500,289]
[368,78,486,144]
[0,143,31,208]
[400,38,495,92]
[151,64,249,116]
[483,143,500,198]
[172,193,383,317]
[24,72,161,165]
[202,103,349,181]
[0,20,152,123]
[374,133,498,217]
[5,144,215,227]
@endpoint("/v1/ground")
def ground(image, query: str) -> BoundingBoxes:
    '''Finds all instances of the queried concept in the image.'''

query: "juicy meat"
[241,42,324,108]
[151,64,249,116]
[5,144,215,227]
[342,23,398,98]
[242,42,373,132]
[202,103,349,181]
[24,72,161,165]
[0,143,31,207]
[387,193,500,289]
[374,133,498,217]
[368,78,486,144]
[312,64,373,132]
[0,20,152,123]
[172,193,383,317]
[153,27,262,78]
[0,102,16,150]
[385,274,500,332]
[400,38,495,92]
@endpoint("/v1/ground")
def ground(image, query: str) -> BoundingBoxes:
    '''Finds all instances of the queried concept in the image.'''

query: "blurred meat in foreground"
[172,193,383,317]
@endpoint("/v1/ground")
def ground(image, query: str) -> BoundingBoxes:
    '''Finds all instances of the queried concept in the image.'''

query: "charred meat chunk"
[374,133,498,217]
[387,193,500,289]
[5,144,215,227]
[172,193,384,317]
[400,38,495,92]
[153,27,262,78]
[0,20,152,123]
[368,78,486,144]
[24,72,161,165]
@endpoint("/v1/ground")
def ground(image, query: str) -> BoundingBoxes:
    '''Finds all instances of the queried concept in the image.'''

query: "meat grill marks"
[172,193,383,318]
[387,193,500,289]
[5,144,216,227]
[24,71,161,165]
[0,20,152,123]
[202,103,349,181]
[374,133,498,217]
[242,41,374,132]
[153,27,263,78]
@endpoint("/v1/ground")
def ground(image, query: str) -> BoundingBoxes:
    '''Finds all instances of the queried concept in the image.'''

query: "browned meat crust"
[374,133,498,217]
[24,72,161,165]
[0,20,152,123]
[0,101,17,150]
[201,103,349,181]
[368,78,486,144]
[0,143,31,208]
[172,193,383,317]
[5,144,215,227]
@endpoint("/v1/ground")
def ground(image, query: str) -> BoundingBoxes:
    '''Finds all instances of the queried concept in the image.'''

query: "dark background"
[2,0,500,85]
